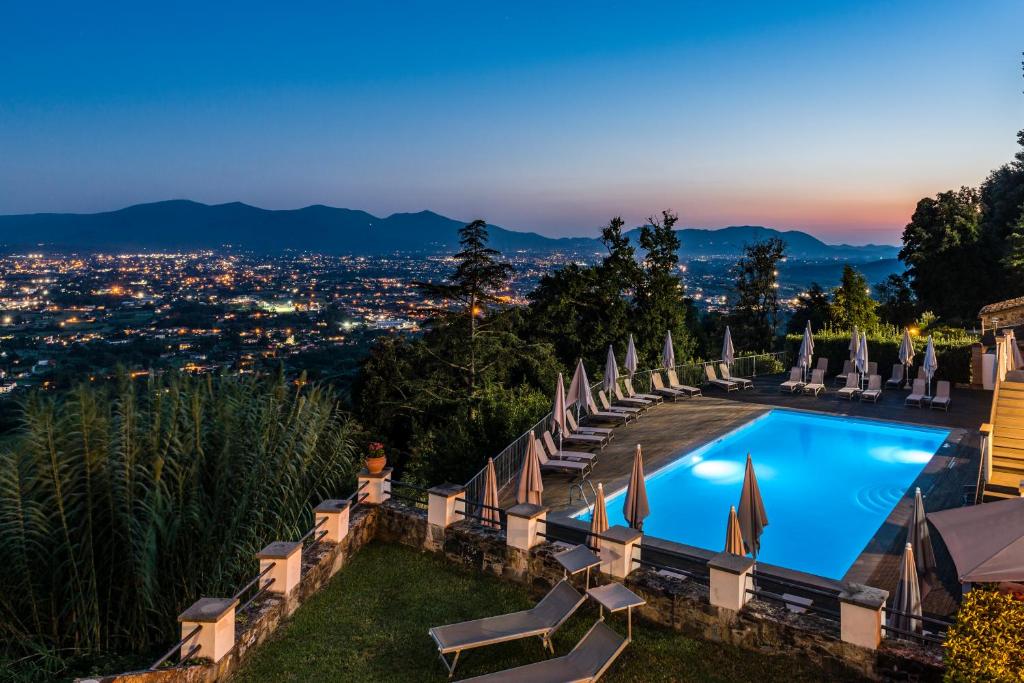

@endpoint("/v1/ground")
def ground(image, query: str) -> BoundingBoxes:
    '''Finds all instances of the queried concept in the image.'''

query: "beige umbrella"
[724,505,745,555]
[909,487,936,582]
[482,457,501,529]
[589,483,609,551]
[623,444,650,531]
[737,453,768,558]
[889,543,923,636]
[515,436,544,507]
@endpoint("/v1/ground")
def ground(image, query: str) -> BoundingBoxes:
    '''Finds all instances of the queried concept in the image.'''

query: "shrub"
[0,372,358,680]
[944,587,1024,682]
[783,327,977,384]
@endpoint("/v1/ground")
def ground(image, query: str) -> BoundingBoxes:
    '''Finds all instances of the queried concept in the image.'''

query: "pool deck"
[513,373,990,617]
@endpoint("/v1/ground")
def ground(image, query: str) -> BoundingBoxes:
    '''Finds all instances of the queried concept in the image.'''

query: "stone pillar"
[177,597,238,663]
[598,525,642,579]
[313,499,350,544]
[505,504,547,551]
[839,583,888,650]
[357,467,393,505]
[708,552,754,612]
[427,484,465,529]
[256,541,302,596]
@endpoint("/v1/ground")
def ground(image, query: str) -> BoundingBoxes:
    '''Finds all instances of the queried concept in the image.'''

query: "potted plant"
[365,441,387,474]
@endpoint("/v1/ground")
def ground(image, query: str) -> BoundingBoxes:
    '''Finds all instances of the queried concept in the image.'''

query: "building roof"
[980,296,1024,316]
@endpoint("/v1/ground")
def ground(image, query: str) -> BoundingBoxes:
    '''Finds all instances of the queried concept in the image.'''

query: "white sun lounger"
[802,369,825,396]
[666,369,702,396]
[429,579,587,678]
[598,390,642,416]
[623,378,663,404]
[585,397,632,424]
[815,357,829,374]
[537,439,593,476]
[930,380,951,412]
[650,372,686,400]
[613,383,653,408]
[905,379,927,407]
[704,365,738,392]
[885,364,904,389]
[837,372,860,400]
[779,367,804,393]
[718,363,753,390]
[834,360,854,387]
[566,410,613,437]
[543,431,598,463]
[861,374,883,402]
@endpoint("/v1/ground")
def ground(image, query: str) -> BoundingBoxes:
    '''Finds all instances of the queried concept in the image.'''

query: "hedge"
[782,329,978,385]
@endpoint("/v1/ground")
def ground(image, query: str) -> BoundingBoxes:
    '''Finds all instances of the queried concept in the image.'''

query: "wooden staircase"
[984,344,1024,500]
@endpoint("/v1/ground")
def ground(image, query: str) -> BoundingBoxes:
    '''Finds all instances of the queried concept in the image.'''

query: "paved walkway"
[513,373,990,617]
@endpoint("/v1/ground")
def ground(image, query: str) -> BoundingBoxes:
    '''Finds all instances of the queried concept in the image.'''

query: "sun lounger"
[585,397,632,424]
[779,367,804,393]
[666,369,702,397]
[836,372,860,400]
[537,439,593,476]
[815,357,829,374]
[566,411,613,437]
[834,360,853,387]
[803,369,825,396]
[885,364,904,389]
[704,365,738,392]
[551,421,606,448]
[867,361,878,377]
[861,374,883,402]
[543,431,598,462]
[905,379,927,407]
[460,619,628,683]
[429,579,587,678]
[650,372,686,400]
[598,390,642,416]
[623,377,663,403]
[612,383,652,409]
[930,380,951,412]
[718,363,753,390]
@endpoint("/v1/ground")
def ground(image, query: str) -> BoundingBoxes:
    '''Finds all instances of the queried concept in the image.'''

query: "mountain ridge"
[0,200,899,260]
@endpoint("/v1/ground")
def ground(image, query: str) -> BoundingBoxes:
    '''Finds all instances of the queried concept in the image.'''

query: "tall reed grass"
[0,371,357,680]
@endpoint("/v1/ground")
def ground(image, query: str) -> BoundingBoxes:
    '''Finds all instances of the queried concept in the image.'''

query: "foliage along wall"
[783,329,977,384]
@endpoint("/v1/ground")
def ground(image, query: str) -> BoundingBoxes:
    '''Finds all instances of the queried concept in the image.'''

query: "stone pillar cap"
[428,483,465,497]
[839,582,888,609]
[314,499,350,512]
[256,541,302,559]
[602,525,642,544]
[358,467,393,479]
[708,551,755,575]
[506,503,547,519]
[178,597,239,623]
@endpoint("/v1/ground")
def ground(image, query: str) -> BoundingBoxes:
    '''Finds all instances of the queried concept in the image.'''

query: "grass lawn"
[231,543,865,682]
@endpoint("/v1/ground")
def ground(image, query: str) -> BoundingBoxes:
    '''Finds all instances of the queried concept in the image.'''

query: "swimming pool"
[580,409,949,580]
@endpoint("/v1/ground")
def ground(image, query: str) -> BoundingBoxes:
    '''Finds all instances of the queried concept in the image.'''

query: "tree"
[728,238,786,350]
[899,186,987,322]
[874,273,917,328]
[415,220,515,418]
[830,265,879,330]
[633,211,696,362]
[786,282,831,334]
[993,129,1024,287]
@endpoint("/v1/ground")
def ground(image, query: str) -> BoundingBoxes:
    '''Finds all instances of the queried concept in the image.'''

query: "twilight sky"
[1,1,1021,245]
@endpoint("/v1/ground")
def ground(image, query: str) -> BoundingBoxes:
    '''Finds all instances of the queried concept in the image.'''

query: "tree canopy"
[727,238,786,350]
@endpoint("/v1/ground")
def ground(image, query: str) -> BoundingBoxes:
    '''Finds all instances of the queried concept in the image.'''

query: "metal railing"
[149,624,202,671]
[882,609,952,646]
[390,480,429,509]
[454,496,506,530]
[633,351,788,394]
[349,480,369,510]
[636,541,711,585]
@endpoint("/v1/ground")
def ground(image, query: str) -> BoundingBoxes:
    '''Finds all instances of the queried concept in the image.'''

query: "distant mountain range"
[0,200,899,261]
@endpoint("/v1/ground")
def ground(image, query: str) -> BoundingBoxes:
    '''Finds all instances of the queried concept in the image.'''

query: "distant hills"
[0,200,899,261]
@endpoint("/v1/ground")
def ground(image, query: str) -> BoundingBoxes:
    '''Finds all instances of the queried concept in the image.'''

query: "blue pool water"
[580,410,949,580]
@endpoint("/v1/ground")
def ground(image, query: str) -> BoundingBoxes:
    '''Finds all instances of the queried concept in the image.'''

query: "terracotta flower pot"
[365,455,386,474]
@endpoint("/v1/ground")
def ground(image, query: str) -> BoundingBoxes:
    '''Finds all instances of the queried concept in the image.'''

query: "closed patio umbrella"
[625,334,639,379]
[889,543,923,636]
[566,359,593,418]
[624,445,650,531]
[899,328,914,388]
[923,335,938,398]
[551,372,567,442]
[859,331,869,389]
[662,331,676,371]
[909,487,936,581]
[515,436,544,507]
[797,326,813,382]
[805,320,815,357]
[482,458,501,529]
[737,454,768,558]
[724,505,744,555]
[849,326,860,361]
[603,345,620,394]
[589,482,609,551]
[722,326,736,367]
